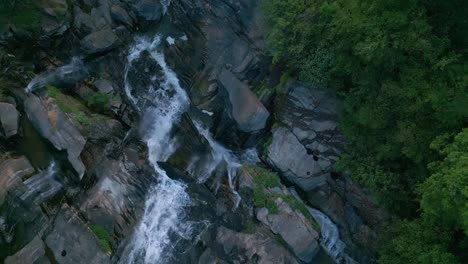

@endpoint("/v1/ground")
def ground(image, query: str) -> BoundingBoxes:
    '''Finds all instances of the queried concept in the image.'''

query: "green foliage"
[85,92,111,113]
[243,166,320,230]
[243,219,257,234]
[261,0,468,261]
[262,136,272,158]
[90,225,112,254]
[243,165,281,214]
[252,186,279,214]
[47,86,87,114]
[377,220,457,264]
[276,72,295,94]
[419,129,468,235]
[262,0,468,216]
[0,1,43,32]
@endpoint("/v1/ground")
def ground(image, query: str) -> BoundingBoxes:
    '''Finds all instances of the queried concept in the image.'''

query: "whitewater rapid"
[120,36,193,264]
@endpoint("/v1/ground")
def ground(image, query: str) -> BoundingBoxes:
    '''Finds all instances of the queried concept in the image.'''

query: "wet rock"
[132,0,164,21]
[80,30,119,54]
[277,83,344,160]
[0,157,34,204]
[4,236,47,264]
[219,69,269,132]
[256,199,320,262]
[93,79,115,94]
[267,127,330,191]
[24,95,86,179]
[216,226,299,264]
[111,5,134,27]
[0,103,20,138]
[45,205,110,264]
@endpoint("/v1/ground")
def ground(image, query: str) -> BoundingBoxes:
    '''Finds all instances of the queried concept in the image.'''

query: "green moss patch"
[242,165,320,231]
[0,1,43,32]
[89,225,112,254]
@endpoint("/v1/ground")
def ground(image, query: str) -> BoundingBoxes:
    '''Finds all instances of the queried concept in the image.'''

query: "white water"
[26,58,86,93]
[309,208,357,263]
[20,161,61,205]
[194,122,259,208]
[120,36,193,264]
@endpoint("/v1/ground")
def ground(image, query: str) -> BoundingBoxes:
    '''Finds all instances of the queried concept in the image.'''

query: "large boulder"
[45,205,110,264]
[0,103,20,138]
[216,226,299,264]
[0,157,34,204]
[24,95,86,179]
[110,5,134,27]
[277,83,345,161]
[219,69,269,132]
[80,29,119,54]
[267,127,330,191]
[256,199,320,262]
[4,236,47,264]
[132,0,164,21]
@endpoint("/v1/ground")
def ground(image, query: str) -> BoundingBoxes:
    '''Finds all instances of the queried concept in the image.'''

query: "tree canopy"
[261,0,468,262]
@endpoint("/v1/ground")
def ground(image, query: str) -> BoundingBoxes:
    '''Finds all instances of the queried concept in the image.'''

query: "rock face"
[277,83,344,160]
[132,0,164,21]
[267,127,330,191]
[0,103,20,138]
[256,201,320,262]
[270,82,385,262]
[4,236,47,264]
[216,227,299,264]
[165,0,270,137]
[219,69,270,132]
[0,157,35,204]
[24,95,86,179]
[45,205,110,264]
[80,29,119,54]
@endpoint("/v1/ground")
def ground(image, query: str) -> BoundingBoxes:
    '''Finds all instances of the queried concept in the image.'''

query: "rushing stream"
[309,208,357,264]
[120,36,193,264]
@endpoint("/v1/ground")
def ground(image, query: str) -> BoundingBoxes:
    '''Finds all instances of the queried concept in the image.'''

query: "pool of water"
[17,115,52,169]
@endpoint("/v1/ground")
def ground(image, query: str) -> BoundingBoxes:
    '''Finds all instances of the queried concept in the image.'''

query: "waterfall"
[120,36,193,264]
[20,161,62,205]
[194,122,259,208]
[26,58,87,93]
[308,208,357,263]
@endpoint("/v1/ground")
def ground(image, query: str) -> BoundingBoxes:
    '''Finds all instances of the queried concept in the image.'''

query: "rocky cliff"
[0,1,385,263]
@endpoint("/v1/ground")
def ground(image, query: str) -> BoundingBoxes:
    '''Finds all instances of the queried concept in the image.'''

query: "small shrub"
[262,136,273,158]
[86,92,111,113]
[243,220,257,234]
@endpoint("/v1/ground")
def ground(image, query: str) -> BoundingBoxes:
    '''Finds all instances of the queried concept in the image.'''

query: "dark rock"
[132,0,164,21]
[24,95,86,179]
[0,157,35,204]
[216,226,299,264]
[267,127,330,191]
[93,79,115,94]
[80,30,119,54]
[0,103,20,138]
[45,205,110,264]
[110,5,134,27]
[219,69,269,132]
[5,236,47,264]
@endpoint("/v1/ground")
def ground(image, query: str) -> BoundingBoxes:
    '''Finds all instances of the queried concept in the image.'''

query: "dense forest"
[261,0,467,263]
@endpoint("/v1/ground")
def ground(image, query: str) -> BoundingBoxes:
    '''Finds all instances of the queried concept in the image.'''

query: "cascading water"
[308,208,357,263]
[20,161,62,205]
[194,122,259,208]
[25,58,87,93]
[120,36,193,264]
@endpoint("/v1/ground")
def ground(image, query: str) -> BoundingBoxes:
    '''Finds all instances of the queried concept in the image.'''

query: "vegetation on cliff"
[261,0,468,262]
